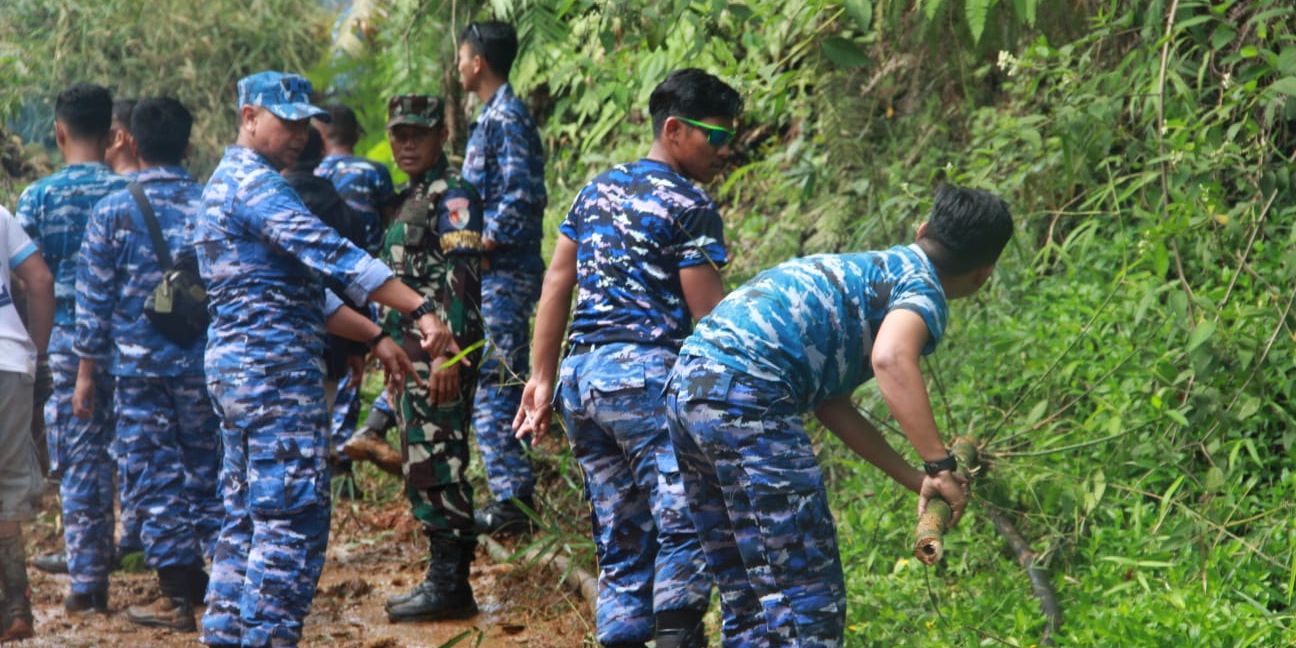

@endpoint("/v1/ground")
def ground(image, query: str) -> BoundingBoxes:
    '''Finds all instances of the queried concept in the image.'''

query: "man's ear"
[915,221,929,241]
[127,135,140,162]
[54,121,67,148]
[661,116,685,146]
[240,105,259,133]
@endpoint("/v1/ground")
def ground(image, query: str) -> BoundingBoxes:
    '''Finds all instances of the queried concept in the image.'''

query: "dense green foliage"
[5,0,1296,644]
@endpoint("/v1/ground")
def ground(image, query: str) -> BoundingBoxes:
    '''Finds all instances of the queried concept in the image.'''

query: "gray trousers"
[0,371,42,522]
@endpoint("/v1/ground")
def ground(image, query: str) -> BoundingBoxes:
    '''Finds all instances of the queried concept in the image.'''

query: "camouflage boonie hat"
[237,71,328,122]
[386,95,444,129]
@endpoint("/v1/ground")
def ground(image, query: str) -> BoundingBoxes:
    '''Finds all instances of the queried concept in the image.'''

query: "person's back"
[314,104,394,254]
[564,159,725,348]
[681,246,947,409]
[14,82,125,614]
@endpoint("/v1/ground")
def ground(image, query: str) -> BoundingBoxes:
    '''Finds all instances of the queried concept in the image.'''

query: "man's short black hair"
[130,97,192,166]
[648,69,743,137]
[918,184,1014,275]
[321,104,360,146]
[112,99,136,128]
[55,83,113,140]
[460,21,518,79]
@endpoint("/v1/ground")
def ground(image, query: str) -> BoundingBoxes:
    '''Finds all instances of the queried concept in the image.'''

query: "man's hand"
[347,354,366,387]
[72,373,95,420]
[919,470,970,527]
[427,358,461,406]
[415,313,461,361]
[373,337,423,396]
[512,378,555,441]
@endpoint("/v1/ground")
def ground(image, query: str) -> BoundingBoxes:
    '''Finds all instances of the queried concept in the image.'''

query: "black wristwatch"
[923,455,958,477]
[409,299,436,321]
[366,330,389,351]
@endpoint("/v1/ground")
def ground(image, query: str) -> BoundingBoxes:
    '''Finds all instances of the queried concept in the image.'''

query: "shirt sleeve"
[3,208,37,268]
[237,172,394,305]
[435,187,484,350]
[888,275,948,356]
[674,204,728,270]
[13,185,42,243]
[374,165,395,202]
[435,185,485,256]
[74,200,120,362]
[482,120,543,247]
[323,289,345,319]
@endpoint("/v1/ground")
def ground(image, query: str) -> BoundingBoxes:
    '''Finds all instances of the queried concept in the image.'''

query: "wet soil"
[19,490,595,647]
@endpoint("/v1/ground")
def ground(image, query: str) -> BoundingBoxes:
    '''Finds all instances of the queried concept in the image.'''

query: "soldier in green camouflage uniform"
[378,95,486,623]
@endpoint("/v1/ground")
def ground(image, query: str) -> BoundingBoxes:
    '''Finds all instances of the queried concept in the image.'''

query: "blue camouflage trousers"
[114,374,222,569]
[203,370,331,647]
[665,354,846,648]
[472,266,541,501]
[330,372,362,457]
[117,456,143,553]
[559,344,711,645]
[46,348,116,594]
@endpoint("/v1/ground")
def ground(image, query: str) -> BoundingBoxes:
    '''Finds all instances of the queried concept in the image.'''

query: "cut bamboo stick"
[913,436,979,565]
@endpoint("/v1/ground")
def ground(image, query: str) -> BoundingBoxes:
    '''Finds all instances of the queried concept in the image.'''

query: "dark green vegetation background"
[4,0,1295,644]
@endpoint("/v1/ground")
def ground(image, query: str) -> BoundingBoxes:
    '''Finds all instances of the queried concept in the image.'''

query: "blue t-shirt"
[560,158,727,348]
[680,245,948,410]
[315,154,395,254]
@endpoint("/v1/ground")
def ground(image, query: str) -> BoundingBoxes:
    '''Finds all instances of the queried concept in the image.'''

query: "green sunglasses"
[676,116,736,147]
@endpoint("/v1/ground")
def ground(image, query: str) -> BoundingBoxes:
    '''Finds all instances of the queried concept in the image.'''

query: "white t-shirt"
[1,206,39,376]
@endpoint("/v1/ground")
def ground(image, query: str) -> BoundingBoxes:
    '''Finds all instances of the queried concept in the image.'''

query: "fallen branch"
[479,534,599,614]
[913,437,980,565]
[986,508,1062,646]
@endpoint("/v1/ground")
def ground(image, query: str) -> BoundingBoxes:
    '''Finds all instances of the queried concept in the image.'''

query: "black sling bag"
[130,182,209,346]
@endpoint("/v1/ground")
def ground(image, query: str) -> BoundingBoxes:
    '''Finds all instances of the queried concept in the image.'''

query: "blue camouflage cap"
[237,70,329,122]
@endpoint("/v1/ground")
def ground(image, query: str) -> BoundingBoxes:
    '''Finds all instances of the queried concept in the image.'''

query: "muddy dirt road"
[20,494,595,647]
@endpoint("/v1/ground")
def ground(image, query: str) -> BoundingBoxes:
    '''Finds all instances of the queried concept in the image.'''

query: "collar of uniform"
[225,145,277,170]
[134,165,193,184]
[476,82,516,124]
[636,157,678,174]
[906,243,948,301]
[411,154,450,187]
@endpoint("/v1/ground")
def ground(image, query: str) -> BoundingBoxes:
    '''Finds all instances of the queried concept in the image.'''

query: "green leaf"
[1269,77,1296,97]
[966,0,996,45]
[1186,320,1216,352]
[1165,409,1189,427]
[821,36,869,68]
[1025,399,1048,425]
[924,0,945,21]
[437,339,487,370]
[844,0,872,31]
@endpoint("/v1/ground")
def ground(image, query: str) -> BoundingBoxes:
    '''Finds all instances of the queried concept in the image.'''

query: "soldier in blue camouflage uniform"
[313,104,398,481]
[458,21,547,531]
[514,69,740,648]
[197,71,460,647]
[74,97,220,633]
[372,94,487,623]
[14,83,126,613]
[663,185,1014,647]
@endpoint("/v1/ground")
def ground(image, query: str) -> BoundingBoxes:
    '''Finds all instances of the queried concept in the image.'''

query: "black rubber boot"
[186,563,209,606]
[473,495,535,535]
[63,588,108,614]
[386,538,477,622]
[31,552,67,574]
[0,532,34,642]
[126,566,196,631]
[654,608,707,648]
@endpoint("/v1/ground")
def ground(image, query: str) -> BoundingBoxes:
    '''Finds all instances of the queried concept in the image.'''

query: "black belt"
[567,343,599,357]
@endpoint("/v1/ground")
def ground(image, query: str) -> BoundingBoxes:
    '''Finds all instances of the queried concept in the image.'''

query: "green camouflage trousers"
[396,356,476,542]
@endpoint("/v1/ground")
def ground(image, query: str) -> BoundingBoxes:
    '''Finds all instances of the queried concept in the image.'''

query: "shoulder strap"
[127,181,173,272]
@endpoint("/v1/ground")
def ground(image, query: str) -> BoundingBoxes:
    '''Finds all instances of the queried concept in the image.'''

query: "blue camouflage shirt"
[196,146,393,376]
[681,245,949,410]
[561,158,727,348]
[75,166,205,377]
[315,154,395,254]
[14,163,127,350]
[462,83,546,265]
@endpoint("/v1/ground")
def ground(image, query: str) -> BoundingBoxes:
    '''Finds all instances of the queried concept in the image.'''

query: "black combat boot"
[386,538,477,622]
[654,608,707,648]
[186,562,210,606]
[31,551,67,574]
[0,532,34,642]
[63,588,109,614]
[473,495,535,535]
[126,565,196,631]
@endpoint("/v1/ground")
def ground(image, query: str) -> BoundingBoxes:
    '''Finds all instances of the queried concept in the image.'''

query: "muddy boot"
[31,551,67,574]
[473,496,535,536]
[63,588,109,614]
[0,533,34,643]
[127,566,196,631]
[386,538,477,622]
[654,608,707,648]
[341,415,402,477]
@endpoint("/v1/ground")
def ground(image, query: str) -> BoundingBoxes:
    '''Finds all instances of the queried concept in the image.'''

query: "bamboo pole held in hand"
[913,436,979,565]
